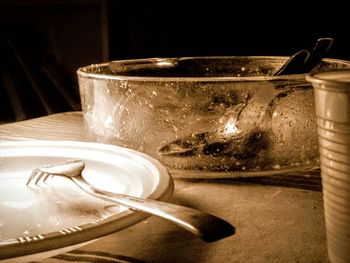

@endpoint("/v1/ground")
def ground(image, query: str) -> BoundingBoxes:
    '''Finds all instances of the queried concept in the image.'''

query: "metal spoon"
[274,37,334,75]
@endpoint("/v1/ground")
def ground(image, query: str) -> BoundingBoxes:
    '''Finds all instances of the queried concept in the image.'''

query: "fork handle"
[73,177,235,242]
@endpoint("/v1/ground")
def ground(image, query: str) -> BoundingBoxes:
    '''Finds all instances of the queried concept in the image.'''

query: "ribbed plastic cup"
[307,70,350,263]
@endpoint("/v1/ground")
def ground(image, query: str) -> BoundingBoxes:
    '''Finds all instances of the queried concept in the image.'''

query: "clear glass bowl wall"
[77,56,350,175]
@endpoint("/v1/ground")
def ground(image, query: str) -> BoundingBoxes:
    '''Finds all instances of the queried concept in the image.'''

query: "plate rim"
[0,140,174,261]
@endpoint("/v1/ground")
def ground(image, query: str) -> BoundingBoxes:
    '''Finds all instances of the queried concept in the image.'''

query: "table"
[0,112,328,263]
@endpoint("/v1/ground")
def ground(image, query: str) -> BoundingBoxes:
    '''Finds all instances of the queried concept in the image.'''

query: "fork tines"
[26,169,51,186]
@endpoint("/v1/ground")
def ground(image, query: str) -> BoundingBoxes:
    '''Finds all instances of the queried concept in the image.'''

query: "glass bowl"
[77,56,350,178]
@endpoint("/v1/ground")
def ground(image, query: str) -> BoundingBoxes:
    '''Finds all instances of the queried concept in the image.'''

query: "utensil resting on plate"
[27,159,235,242]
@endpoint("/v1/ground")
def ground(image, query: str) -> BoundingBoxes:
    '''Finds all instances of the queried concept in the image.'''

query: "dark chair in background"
[0,0,108,124]
[0,34,80,123]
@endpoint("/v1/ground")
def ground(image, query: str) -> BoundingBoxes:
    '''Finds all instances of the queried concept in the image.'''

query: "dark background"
[1,0,349,123]
[108,2,350,60]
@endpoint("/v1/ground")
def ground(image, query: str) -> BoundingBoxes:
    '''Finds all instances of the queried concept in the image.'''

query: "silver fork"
[27,159,235,242]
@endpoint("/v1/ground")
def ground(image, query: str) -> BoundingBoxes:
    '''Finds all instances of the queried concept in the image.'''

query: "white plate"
[0,140,173,262]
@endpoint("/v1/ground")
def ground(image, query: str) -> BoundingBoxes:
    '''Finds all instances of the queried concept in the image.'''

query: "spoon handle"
[302,37,333,73]
[274,37,334,76]
[72,175,235,243]
[273,50,310,76]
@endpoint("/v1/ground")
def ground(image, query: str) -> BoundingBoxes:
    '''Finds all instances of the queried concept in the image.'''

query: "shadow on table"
[180,169,322,192]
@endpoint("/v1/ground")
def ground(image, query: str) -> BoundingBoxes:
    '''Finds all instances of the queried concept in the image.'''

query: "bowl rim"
[77,56,350,82]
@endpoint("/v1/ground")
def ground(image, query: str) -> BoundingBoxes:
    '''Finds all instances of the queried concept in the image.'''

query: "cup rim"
[306,69,350,88]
